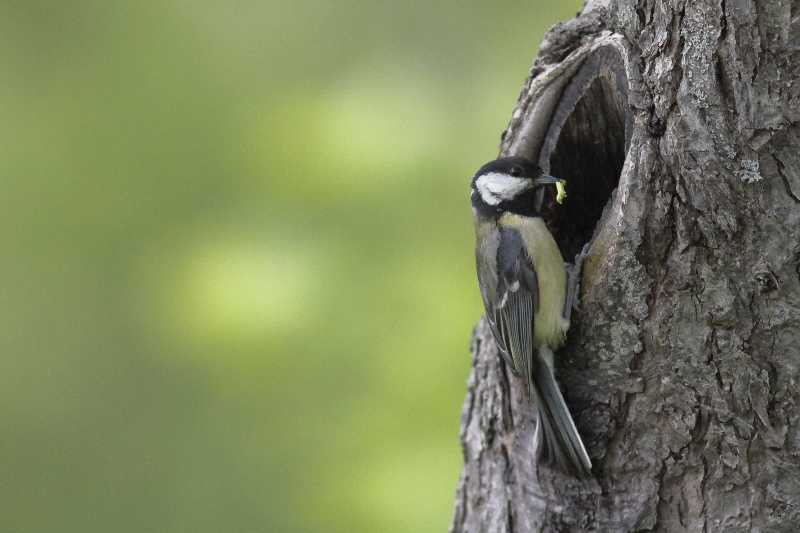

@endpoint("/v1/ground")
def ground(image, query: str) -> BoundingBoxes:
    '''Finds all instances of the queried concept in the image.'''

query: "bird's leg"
[563,243,591,321]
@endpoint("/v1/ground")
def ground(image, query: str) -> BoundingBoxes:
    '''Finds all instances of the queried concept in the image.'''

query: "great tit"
[471,156,592,477]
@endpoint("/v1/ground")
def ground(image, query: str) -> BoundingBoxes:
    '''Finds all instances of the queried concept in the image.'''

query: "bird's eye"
[510,166,522,177]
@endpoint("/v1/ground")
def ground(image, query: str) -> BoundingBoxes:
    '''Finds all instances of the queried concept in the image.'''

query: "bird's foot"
[563,242,591,320]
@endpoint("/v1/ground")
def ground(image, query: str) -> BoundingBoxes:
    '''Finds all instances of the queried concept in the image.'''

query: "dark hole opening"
[545,77,627,261]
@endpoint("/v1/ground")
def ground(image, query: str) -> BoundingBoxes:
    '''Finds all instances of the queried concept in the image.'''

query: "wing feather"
[476,226,539,377]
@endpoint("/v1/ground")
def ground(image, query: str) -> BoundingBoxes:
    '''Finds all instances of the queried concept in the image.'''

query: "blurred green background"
[0,2,579,532]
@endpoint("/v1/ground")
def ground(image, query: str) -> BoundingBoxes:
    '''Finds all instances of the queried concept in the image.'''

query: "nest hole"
[546,78,627,261]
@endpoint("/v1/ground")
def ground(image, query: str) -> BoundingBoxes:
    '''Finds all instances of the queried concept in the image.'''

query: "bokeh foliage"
[0,1,578,531]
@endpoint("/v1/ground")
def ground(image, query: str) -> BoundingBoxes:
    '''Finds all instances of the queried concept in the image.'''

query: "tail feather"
[530,354,592,477]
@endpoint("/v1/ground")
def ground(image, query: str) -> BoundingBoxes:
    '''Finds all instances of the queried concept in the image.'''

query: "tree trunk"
[451,1,800,531]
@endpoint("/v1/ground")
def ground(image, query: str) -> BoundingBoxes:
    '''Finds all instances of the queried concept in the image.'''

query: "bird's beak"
[534,175,567,204]
[533,174,560,186]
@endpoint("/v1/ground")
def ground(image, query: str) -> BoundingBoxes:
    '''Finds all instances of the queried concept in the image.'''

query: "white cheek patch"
[475,172,531,206]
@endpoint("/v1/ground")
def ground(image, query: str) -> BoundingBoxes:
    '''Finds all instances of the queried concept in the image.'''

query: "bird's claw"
[563,243,591,319]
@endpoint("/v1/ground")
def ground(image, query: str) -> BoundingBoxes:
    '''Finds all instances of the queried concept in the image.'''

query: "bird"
[470,155,592,477]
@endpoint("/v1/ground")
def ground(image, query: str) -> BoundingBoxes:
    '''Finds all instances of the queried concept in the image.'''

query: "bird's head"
[470,156,563,218]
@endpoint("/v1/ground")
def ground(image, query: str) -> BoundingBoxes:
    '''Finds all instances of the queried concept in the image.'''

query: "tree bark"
[452,1,800,531]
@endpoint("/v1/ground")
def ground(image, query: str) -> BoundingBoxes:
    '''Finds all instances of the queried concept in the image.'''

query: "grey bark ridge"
[452,1,800,531]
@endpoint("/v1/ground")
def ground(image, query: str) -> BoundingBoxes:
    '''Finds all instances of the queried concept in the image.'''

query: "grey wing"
[476,227,539,375]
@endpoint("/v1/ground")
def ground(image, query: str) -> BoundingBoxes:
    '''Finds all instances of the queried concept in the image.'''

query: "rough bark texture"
[452,1,800,531]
